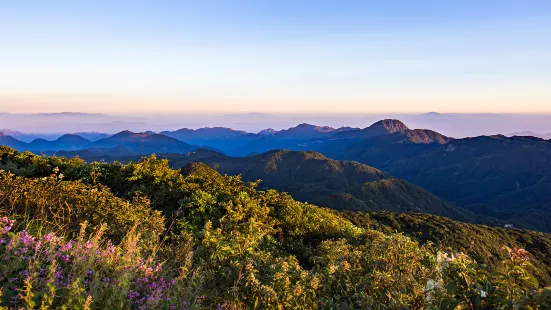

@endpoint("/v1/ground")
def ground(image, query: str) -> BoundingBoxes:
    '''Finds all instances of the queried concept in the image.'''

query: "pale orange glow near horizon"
[2,91,551,115]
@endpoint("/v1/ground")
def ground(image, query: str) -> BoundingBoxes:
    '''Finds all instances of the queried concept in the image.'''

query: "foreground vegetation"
[0,147,550,309]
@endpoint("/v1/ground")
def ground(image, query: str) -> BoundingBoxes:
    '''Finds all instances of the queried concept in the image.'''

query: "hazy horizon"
[2,1,551,114]
[2,111,551,139]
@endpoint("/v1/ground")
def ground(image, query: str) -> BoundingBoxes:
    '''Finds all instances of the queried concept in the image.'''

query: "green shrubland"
[0,147,550,309]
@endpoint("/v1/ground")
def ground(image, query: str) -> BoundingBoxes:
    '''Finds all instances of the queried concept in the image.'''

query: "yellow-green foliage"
[343,211,551,286]
[0,147,550,309]
[0,147,86,178]
[0,169,164,244]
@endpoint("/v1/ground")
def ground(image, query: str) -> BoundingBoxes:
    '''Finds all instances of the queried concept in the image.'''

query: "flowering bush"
[3,214,550,309]
[0,219,204,309]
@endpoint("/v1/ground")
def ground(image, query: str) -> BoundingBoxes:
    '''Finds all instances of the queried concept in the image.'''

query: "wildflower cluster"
[0,219,196,309]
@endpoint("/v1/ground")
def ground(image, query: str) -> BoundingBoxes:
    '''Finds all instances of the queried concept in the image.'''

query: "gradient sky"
[1,1,551,114]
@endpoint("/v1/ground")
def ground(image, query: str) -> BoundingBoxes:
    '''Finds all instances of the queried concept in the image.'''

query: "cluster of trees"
[0,147,550,309]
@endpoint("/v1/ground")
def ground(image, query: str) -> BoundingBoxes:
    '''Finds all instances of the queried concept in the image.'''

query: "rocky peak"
[368,119,409,133]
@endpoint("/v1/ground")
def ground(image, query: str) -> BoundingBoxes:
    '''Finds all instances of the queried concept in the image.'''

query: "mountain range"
[3,119,551,232]
[4,112,551,138]
[0,131,200,154]
[509,131,551,140]
[0,121,392,156]
[294,121,551,232]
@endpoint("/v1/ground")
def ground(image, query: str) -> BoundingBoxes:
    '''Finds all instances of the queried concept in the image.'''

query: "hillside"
[203,150,476,221]
[59,148,481,223]
[0,148,549,309]
[0,133,27,150]
[375,135,551,232]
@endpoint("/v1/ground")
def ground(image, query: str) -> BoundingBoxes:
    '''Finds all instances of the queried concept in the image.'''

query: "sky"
[1,1,551,114]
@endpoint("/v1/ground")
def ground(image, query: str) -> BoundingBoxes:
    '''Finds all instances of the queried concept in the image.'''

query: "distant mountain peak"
[112,130,153,137]
[369,119,409,133]
[172,128,194,133]
[89,131,199,154]
[508,131,551,140]
[170,127,244,133]
[274,123,336,139]
[291,123,335,132]
[56,134,90,143]
[30,138,49,143]
[112,130,135,137]
[195,127,247,134]
[335,126,360,133]
[0,128,24,136]
[258,128,277,135]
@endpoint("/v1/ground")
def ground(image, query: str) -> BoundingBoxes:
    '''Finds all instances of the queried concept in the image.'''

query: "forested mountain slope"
[54,148,479,223]
[373,136,551,232]
[296,122,551,233]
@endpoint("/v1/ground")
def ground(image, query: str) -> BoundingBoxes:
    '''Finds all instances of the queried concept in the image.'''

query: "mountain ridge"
[53,147,484,224]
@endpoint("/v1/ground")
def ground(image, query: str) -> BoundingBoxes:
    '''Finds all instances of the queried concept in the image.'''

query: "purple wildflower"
[84,241,93,250]
[128,291,140,299]
[19,231,35,247]
[55,270,64,284]
[0,217,14,234]
[42,233,56,243]
[60,240,74,252]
